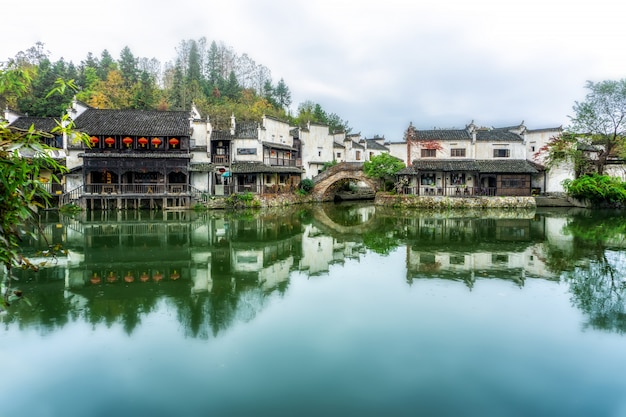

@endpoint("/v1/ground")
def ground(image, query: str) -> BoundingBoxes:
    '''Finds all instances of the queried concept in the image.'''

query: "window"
[421,149,436,158]
[530,146,536,152]
[493,149,510,158]
[421,174,435,185]
[451,173,466,185]
[451,148,466,157]
[450,255,465,265]
[356,151,361,161]
[318,151,322,157]
[501,178,524,188]
[336,152,342,158]
[237,148,257,155]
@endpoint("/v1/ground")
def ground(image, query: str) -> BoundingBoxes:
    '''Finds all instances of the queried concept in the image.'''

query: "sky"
[5,0,626,141]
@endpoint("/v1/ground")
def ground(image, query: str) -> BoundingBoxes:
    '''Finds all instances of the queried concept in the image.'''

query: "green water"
[2,204,626,417]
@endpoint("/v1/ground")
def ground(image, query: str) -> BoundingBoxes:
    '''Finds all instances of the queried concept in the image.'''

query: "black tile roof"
[475,129,523,142]
[211,121,259,140]
[9,116,60,133]
[262,141,297,151]
[414,129,471,141]
[190,163,215,172]
[399,159,538,174]
[231,161,303,174]
[351,141,365,150]
[364,139,389,151]
[409,159,481,172]
[475,159,538,173]
[73,109,191,136]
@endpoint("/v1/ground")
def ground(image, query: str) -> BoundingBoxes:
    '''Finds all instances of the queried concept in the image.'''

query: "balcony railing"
[212,155,229,164]
[84,184,189,195]
[264,158,298,167]
[401,186,498,197]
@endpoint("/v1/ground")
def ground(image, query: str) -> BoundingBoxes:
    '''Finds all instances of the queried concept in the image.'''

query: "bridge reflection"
[5,205,586,336]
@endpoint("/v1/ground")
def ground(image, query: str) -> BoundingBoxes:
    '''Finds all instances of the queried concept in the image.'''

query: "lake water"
[2,204,626,417]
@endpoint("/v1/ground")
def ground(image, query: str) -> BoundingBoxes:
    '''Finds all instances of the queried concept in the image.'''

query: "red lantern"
[90,136,99,145]
[105,137,115,147]
[140,272,150,282]
[151,137,162,148]
[138,137,148,147]
[123,137,133,147]
[107,271,117,283]
[169,138,179,148]
[170,270,180,280]
[124,272,134,283]
[153,272,163,282]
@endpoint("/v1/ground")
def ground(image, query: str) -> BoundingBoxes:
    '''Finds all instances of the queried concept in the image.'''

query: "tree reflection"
[558,211,626,333]
[4,206,626,335]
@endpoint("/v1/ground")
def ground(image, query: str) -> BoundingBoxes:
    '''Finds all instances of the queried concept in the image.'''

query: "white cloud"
[4,0,626,139]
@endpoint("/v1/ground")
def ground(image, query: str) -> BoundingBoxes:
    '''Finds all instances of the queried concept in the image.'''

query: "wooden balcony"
[84,184,188,195]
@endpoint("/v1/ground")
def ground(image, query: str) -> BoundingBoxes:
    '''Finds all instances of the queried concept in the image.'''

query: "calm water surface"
[2,204,626,417]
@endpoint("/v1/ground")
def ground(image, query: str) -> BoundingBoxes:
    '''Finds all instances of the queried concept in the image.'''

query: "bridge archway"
[311,162,381,202]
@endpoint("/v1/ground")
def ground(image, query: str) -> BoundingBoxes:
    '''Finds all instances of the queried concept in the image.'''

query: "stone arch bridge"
[311,162,381,202]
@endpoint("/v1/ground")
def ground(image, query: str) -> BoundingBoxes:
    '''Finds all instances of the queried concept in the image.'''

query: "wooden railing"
[401,186,498,197]
[83,184,189,195]
[212,155,229,164]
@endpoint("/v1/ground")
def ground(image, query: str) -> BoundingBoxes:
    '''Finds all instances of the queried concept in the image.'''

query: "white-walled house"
[392,121,564,195]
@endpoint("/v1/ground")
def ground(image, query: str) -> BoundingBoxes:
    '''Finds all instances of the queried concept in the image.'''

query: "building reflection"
[5,205,580,335]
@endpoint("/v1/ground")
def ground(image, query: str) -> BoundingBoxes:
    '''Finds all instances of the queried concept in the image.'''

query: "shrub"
[563,174,626,205]
[299,178,314,194]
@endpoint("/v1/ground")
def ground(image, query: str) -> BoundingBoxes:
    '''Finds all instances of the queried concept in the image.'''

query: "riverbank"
[374,194,537,209]
[201,193,582,210]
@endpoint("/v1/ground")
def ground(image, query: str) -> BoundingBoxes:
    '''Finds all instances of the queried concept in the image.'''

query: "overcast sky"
[4,0,626,141]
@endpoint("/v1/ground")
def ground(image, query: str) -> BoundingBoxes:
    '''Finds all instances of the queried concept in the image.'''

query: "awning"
[221,171,231,177]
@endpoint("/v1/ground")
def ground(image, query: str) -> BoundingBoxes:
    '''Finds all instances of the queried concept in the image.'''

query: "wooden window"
[493,149,510,158]
[356,151,361,161]
[421,149,436,158]
[451,148,466,157]
[501,178,524,187]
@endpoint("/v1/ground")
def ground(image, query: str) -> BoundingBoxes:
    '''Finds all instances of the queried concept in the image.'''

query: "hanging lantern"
[170,270,180,280]
[169,138,179,148]
[105,137,115,147]
[123,137,133,148]
[153,271,163,282]
[138,137,148,147]
[107,271,117,283]
[90,136,99,145]
[124,272,134,283]
[140,272,150,282]
[151,137,162,148]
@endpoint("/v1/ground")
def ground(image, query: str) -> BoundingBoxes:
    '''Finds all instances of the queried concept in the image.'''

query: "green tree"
[118,46,138,88]
[545,79,626,175]
[274,78,291,110]
[363,153,405,191]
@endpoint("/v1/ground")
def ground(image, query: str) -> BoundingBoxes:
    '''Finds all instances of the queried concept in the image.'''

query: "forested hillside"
[1,38,350,132]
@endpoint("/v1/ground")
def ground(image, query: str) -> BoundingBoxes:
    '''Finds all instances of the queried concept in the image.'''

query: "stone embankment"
[374,194,537,209]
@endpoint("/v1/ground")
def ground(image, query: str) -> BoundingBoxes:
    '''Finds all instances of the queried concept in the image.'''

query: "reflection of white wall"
[191,263,212,293]
[299,225,334,275]
[259,257,293,290]
[544,216,574,252]
[232,249,263,272]
[406,246,558,280]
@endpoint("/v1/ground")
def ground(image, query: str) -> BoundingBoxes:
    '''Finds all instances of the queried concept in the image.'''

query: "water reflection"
[5,204,626,334]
